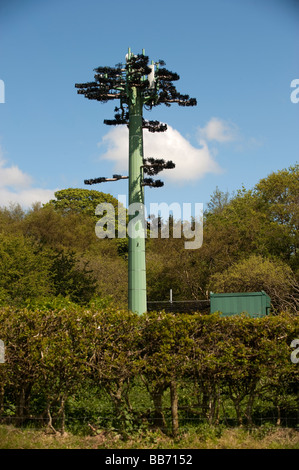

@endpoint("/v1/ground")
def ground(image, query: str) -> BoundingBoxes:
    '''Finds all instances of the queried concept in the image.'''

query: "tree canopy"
[47,188,122,220]
[0,165,298,310]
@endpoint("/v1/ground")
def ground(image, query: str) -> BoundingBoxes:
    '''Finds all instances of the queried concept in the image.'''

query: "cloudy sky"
[0,0,298,214]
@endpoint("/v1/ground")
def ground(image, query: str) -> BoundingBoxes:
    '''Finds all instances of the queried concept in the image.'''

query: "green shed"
[210,291,271,318]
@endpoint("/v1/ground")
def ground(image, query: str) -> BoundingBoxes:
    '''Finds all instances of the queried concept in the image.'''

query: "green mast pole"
[76,48,196,316]
[128,82,147,315]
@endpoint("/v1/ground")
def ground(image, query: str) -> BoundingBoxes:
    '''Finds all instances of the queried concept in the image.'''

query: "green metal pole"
[128,85,147,315]
[77,48,196,316]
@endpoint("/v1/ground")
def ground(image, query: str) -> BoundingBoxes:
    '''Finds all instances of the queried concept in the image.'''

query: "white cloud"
[0,156,32,189]
[98,122,223,183]
[0,187,55,208]
[198,117,239,143]
[99,126,128,172]
[0,148,56,208]
[143,126,221,182]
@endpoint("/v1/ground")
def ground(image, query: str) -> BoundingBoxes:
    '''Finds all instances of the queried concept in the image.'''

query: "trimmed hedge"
[0,306,298,435]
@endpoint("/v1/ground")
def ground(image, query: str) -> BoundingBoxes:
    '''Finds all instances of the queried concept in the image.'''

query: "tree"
[47,188,125,236]
[187,179,296,299]
[50,250,98,305]
[254,164,298,226]
[208,254,298,312]
[22,202,128,305]
[23,204,97,252]
[82,250,128,306]
[205,187,232,215]
[146,241,184,301]
[0,233,52,306]
[253,164,299,274]
[0,203,25,236]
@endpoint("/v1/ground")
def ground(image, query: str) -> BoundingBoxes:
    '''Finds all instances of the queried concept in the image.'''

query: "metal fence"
[147,300,210,314]
[1,412,298,431]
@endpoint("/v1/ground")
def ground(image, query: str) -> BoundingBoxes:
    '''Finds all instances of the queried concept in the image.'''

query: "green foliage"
[254,163,298,228]
[50,250,97,305]
[0,307,298,435]
[253,164,299,273]
[1,164,298,306]
[0,232,52,306]
[0,189,128,307]
[47,188,118,217]
[145,164,299,302]
[209,254,298,312]
[46,188,126,237]
[0,230,101,308]
[0,167,298,436]
[23,203,97,252]
[205,186,232,215]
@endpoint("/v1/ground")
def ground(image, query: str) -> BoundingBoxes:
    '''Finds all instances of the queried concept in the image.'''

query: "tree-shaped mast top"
[75,47,197,130]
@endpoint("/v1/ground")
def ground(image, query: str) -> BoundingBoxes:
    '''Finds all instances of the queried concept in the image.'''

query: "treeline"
[0,307,298,436]
[146,163,298,311]
[0,164,298,311]
[0,188,128,307]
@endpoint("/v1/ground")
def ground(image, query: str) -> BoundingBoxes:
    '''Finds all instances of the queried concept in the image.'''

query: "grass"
[0,424,298,449]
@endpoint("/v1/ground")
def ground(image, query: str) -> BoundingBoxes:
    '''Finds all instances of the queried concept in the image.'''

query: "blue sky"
[0,0,298,216]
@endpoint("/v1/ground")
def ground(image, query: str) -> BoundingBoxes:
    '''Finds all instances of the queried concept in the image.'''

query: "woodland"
[0,163,298,437]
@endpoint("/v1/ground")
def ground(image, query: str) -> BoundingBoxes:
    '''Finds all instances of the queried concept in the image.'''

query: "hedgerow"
[0,306,298,436]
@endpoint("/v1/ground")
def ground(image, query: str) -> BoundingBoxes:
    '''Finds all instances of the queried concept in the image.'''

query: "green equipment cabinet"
[210,291,271,318]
